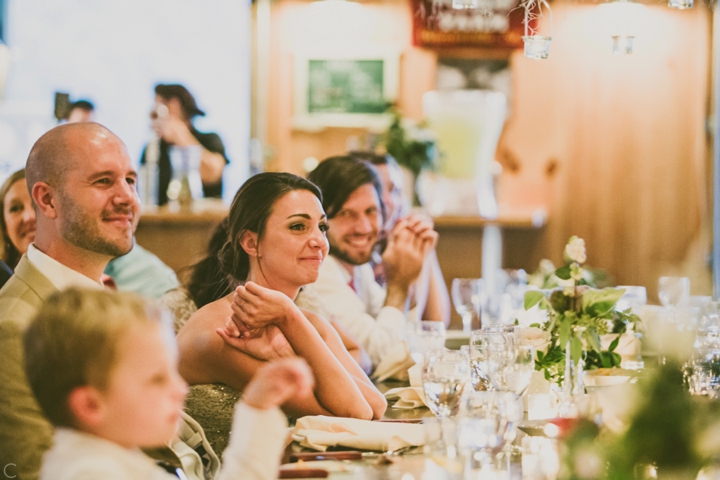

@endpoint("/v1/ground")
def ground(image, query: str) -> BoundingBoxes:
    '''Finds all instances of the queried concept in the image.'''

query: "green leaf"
[555,264,572,280]
[559,318,571,348]
[608,335,620,352]
[571,336,583,363]
[581,287,626,317]
[587,329,602,353]
[536,350,545,362]
[524,290,545,310]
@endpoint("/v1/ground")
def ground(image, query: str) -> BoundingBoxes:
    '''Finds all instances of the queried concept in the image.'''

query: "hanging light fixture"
[597,0,645,55]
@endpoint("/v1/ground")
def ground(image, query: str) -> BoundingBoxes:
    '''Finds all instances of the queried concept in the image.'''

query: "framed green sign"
[293,48,400,131]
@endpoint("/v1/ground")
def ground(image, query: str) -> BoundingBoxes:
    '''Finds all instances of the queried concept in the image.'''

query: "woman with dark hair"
[176,172,386,448]
[166,216,370,370]
[0,169,36,288]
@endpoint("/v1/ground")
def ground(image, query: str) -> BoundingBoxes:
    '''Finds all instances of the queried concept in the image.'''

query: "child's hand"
[242,358,314,410]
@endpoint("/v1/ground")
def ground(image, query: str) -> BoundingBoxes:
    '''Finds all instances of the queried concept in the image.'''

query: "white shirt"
[306,255,408,367]
[26,244,104,291]
[41,403,287,480]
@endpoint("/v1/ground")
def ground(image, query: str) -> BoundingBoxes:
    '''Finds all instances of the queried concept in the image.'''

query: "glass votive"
[452,0,479,8]
[668,0,693,8]
[522,36,552,60]
[612,35,635,55]
[526,394,558,421]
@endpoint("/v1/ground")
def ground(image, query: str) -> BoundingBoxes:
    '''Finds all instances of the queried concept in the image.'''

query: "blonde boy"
[24,288,312,480]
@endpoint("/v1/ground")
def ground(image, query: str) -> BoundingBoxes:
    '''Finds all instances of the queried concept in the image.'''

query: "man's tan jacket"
[0,256,57,480]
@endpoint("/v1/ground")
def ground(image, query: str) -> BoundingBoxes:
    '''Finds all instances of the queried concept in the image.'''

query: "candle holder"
[452,0,479,8]
[523,35,553,60]
[522,0,553,60]
[668,0,693,9]
[612,35,635,55]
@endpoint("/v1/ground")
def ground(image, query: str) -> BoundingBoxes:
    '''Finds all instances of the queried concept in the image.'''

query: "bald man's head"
[25,122,124,195]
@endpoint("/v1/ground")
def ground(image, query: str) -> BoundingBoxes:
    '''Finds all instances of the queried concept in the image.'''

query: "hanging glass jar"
[522,0,553,60]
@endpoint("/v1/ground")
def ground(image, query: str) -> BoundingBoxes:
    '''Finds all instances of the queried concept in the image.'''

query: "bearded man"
[305,156,438,367]
[0,122,139,479]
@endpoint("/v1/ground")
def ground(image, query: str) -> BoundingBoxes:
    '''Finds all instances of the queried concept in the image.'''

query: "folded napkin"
[371,341,416,382]
[384,386,426,409]
[291,415,426,452]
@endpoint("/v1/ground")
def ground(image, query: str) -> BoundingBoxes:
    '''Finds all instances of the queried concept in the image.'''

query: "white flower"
[564,236,587,264]
[539,259,556,275]
[518,327,551,354]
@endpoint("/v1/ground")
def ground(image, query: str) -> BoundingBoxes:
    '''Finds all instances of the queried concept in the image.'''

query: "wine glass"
[422,349,470,418]
[452,278,484,333]
[658,276,690,323]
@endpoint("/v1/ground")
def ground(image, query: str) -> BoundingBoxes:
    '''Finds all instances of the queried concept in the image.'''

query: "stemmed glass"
[422,349,470,418]
[658,276,690,324]
[452,278,484,333]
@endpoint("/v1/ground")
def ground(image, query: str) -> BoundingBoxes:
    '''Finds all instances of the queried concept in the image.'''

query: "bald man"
[0,122,139,479]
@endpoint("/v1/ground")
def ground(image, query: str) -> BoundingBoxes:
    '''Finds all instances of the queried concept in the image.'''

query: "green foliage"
[522,237,641,382]
[382,112,438,177]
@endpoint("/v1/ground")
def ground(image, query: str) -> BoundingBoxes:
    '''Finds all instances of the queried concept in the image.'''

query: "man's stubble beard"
[58,190,135,258]
[328,242,372,266]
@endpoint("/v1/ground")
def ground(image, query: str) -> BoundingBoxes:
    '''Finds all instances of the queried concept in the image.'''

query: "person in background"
[24,287,310,480]
[142,84,228,206]
[349,151,450,326]
[65,99,95,123]
[305,156,438,367]
[176,172,385,442]
[0,169,36,290]
[0,122,140,479]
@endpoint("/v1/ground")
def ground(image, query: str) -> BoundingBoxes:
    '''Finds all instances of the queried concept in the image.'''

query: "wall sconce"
[597,0,645,55]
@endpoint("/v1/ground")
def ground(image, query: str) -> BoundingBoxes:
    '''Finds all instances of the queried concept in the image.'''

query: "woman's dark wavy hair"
[307,155,384,220]
[187,172,322,308]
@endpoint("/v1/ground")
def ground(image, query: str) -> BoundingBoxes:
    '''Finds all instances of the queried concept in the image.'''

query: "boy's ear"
[68,386,105,428]
[239,231,259,258]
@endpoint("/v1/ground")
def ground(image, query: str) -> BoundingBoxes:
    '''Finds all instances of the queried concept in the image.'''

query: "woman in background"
[0,169,36,288]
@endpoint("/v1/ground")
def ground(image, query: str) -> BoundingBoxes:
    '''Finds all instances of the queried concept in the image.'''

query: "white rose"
[519,327,551,354]
[565,236,587,264]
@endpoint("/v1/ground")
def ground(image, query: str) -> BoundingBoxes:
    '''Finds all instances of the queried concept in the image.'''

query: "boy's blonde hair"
[24,287,167,427]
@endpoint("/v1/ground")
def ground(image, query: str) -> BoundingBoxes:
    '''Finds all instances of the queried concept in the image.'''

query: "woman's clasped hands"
[216,282,296,360]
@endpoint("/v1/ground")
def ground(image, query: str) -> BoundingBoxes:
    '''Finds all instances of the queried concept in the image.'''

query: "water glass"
[452,278,484,333]
[687,349,720,398]
[423,349,470,418]
[491,345,535,395]
[469,330,513,392]
[459,391,523,471]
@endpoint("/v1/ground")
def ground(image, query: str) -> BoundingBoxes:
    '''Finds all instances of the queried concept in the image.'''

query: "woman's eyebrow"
[286,213,311,220]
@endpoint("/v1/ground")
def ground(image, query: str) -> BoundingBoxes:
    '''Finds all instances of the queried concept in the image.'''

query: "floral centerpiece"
[523,236,641,385]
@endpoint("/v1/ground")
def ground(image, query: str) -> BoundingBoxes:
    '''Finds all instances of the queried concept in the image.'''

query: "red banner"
[410,0,536,50]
